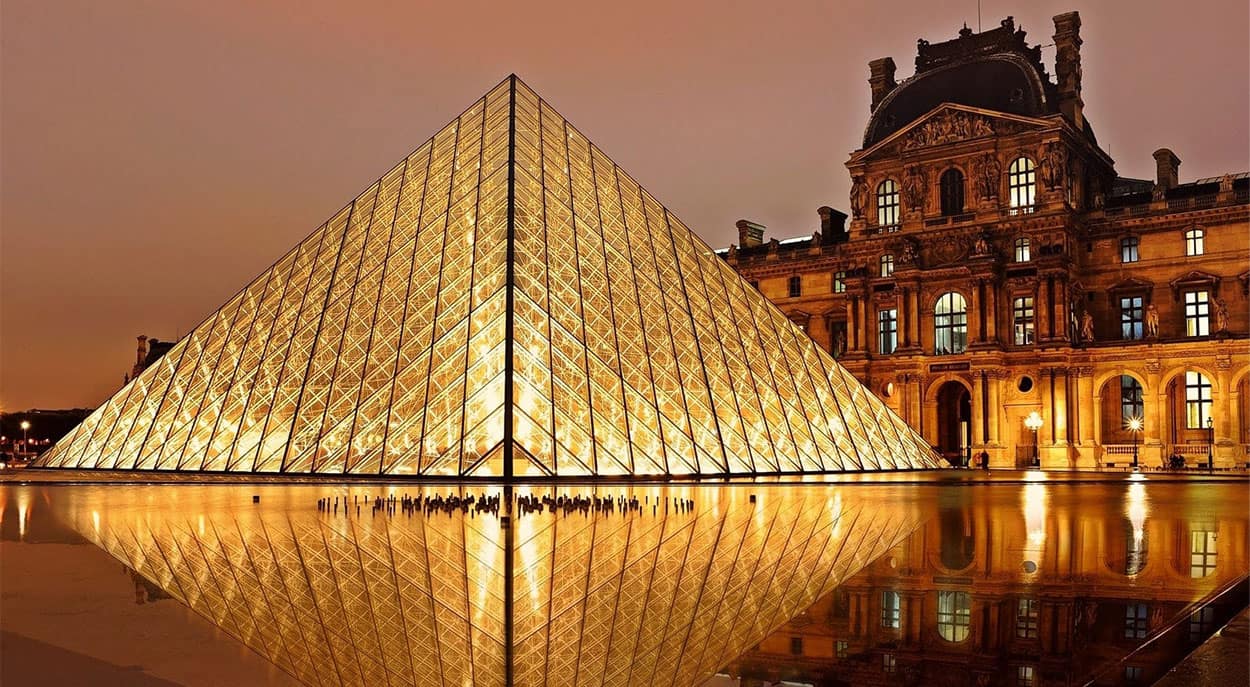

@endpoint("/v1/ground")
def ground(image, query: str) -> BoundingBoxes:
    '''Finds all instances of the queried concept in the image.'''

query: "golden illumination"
[52,483,922,686]
[35,77,939,477]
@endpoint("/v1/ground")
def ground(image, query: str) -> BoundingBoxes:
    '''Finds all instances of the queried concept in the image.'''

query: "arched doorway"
[936,381,972,466]
[1099,375,1145,463]
[1165,370,1214,467]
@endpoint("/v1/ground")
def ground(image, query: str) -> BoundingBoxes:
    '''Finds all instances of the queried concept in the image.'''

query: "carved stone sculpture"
[903,110,994,149]
[1042,141,1067,190]
[975,153,1001,201]
[849,176,869,219]
[902,167,927,213]
[1080,311,1095,342]
[1145,303,1160,338]
[1215,297,1229,333]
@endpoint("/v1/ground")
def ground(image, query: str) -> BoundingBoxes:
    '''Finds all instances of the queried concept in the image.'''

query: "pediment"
[1107,277,1155,293]
[851,104,1052,163]
[1169,270,1221,295]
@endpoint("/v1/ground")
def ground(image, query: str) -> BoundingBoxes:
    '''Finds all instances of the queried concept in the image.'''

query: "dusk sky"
[3,0,1247,411]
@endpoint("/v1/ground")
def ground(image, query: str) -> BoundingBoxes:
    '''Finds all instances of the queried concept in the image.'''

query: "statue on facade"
[900,237,920,265]
[832,329,846,358]
[972,232,991,256]
[1042,141,1067,190]
[975,153,1001,201]
[1080,311,1095,343]
[1145,303,1160,338]
[902,167,927,213]
[1215,297,1229,333]
[849,176,869,219]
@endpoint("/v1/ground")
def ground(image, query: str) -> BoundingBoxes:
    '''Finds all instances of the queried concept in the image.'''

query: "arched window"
[940,168,965,216]
[1185,371,1213,429]
[1120,376,1144,426]
[787,275,801,297]
[937,591,972,642]
[879,253,894,277]
[1185,228,1205,256]
[876,180,900,229]
[1014,237,1031,262]
[1008,157,1036,212]
[934,292,968,355]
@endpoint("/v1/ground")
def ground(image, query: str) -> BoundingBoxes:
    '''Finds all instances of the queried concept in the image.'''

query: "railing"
[1170,443,1211,456]
[1102,444,1137,456]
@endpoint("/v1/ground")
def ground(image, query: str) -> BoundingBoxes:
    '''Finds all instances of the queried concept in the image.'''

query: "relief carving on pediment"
[903,110,995,150]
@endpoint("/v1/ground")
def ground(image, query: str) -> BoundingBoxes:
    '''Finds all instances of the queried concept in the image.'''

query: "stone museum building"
[721,13,1250,469]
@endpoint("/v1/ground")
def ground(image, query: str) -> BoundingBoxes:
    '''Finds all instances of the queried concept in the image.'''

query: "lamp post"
[1024,411,1043,468]
[1207,416,1214,471]
[1127,417,1143,470]
[19,420,30,455]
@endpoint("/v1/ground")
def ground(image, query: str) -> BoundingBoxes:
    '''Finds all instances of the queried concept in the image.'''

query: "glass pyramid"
[51,483,924,686]
[35,76,941,477]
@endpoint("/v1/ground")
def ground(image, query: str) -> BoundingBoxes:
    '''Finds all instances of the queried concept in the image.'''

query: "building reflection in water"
[719,482,1247,687]
[42,483,927,687]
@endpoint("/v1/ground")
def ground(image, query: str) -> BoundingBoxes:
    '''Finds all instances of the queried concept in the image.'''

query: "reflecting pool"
[1,480,1245,686]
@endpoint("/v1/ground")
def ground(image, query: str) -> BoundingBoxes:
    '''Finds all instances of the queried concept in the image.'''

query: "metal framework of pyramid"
[36,76,941,478]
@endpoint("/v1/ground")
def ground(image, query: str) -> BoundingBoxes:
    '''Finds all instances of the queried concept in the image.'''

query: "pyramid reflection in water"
[37,76,939,477]
[53,484,922,686]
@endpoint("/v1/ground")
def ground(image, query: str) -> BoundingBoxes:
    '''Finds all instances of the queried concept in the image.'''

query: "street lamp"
[1126,416,1143,470]
[19,420,30,454]
[1024,411,1043,468]
[1207,416,1214,471]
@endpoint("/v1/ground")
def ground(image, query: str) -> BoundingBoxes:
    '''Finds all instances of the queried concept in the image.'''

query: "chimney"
[736,219,766,248]
[135,335,148,367]
[868,57,897,111]
[1052,12,1084,129]
[1152,148,1181,191]
[817,206,849,244]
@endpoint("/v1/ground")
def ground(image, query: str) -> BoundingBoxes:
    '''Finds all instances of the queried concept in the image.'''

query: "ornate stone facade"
[720,13,1250,469]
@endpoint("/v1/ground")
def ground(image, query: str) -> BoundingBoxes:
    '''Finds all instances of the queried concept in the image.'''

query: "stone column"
[972,373,987,447]
[1075,367,1096,468]
[1144,361,1164,464]
[912,288,923,350]
[846,298,857,351]
[1215,362,1233,466]
[987,373,1002,446]
[985,280,999,343]
[900,287,912,348]
[969,280,983,344]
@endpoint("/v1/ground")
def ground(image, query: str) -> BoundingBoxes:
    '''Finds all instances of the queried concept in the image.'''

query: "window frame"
[880,590,901,629]
[934,292,969,355]
[1008,157,1037,213]
[787,275,802,298]
[1016,598,1040,639]
[1184,290,1210,336]
[1014,237,1032,263]
[1190,529,1217,578]
[878,308,898,355]
[1185,371,1213,429]
[880,253,895,278]
[1120,236,1140,263]
[1120,295,1144,340]
[1185,228,1205,256]
[1120,376,1144,426]
[1012,295,1035,345]
[833,270,846,293]
[876,179,901,230]
[940,167,965,216]
[1124,603,1149,640]
[937,590,972,643]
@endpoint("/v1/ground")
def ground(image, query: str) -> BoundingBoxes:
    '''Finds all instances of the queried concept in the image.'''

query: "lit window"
[1013,296,1035,345]
[833,270,846,293]
[1185,371,1212,429]
[1124,519,1148,576]
[789,636,803,656]
[1008,157,1036,212]
[835,640,848,658]
[1125,666,1144,683]
[1185,228,1205,256]
[1189,606,1215,641]
[1124,603,1149,639]
[882,653,897,674]
[1120,376,1143,426]
[1014,237,1031,262]
[788,276,801,298]
[934,292,968,355]
[1016,598,1040,639]
[1190,529,1217,577]
[881,591,901,629]
[877,180,900,229]
[1120,296,1144,340]
[1121,236,1140,263]
[940,168,965,216]
[937,591,971,642]
[1017,665,1036,687]
[1184,290,1209,336]
[880,254,894,277]
[878,309,898,355]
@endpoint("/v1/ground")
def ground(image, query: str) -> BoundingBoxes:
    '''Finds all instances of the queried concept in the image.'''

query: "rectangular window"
[1189,606,1215,642]
[1185,371,1213,429]
[1120,296,1144,340]
[1016,598,1040,639]
[1124,603,1149,639]
[1121,237,1140,263]
[1190,529,1217,577]
[1121,376,1144,424]
[835,640,848,659]
[1013,296,1035,345]
[882,653,896,674]
[1014,237,1031,262]
[1185,229,1205,256]
[788,276,802,298]
[881,591,901,629]
[878,309,898,355]
[1185,290,1209,336]
[1017,665,1036,687]
[880,254,894,278]
[1125,666,1144,683]
[833,270,846,293]
[789,636,803,656]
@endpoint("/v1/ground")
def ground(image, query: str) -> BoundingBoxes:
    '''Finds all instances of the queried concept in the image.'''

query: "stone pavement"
[1155,608,1250,687]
